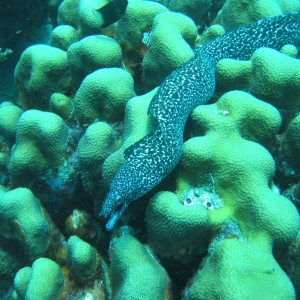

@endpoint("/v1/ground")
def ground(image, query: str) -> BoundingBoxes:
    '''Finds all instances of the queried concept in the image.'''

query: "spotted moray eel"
[100,13,300,230]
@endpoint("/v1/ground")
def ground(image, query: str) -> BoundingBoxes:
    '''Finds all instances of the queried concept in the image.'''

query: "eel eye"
[203,200,214,210]
[184,197,194,206]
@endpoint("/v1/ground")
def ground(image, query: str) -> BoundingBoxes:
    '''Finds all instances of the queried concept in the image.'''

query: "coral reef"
[74,68,136,126]
[101,11,300,230]
[110,233,171,299]
[219,0,300,31]
[50,92,74,122]
[184,239,296,299]
[0,48,13,62]
[216,47,300,109]
[0,102,23,146]
[14,44,71,110]
[67,35,123,86]
[283,114,300,169]
[102,88,157,187]
[67,235,99,280]
[157,0,211,24]
[9,110,69,186]
[14,257,65,300]
[114,0,168,50]
[49,25,80,51]
[142,11,197,86]
[0,0,300,299]
[0,187,51,258]
[67,35,122,85]
[77,122,120,174]
[146,91,299,298]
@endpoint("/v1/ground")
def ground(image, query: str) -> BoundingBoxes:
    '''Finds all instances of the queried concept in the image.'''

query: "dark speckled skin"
[100,13,300,230]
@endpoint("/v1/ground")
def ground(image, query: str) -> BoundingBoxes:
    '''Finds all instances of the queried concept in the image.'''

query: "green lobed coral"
[0,187,50,257]
[184,239,296,299]
[14,258,64,300]
[14,45,71,110]
[282,114,300,170]
[219,0,300,31]
[0,102,23,147]
[142,11,197,86]
[110,234,171,300]
[156,0,211,24]
[216,47,300,109]
[78,121,120,173]
[57,0,112,37]
[1,0,300,298]
[49,24,80,51]
[67,235,98,280]
[114,0,168,50]
[50,92,74,122]
[74,68,135,126]
[9,110,69,186]
[146,90,299,298]
[57,0,80,29]
[67,35,123,86]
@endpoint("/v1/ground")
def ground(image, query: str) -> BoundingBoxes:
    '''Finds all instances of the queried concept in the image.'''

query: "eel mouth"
[100,193,122,218]
[104,200,130,231]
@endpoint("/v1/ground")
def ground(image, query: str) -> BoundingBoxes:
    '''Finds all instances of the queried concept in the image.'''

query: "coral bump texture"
[101,13,300,230]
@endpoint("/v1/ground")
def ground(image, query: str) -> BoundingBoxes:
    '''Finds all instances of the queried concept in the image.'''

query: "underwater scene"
[0,0,300,299]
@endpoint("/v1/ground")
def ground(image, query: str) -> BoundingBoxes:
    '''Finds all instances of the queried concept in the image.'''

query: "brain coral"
[49,24,80,51]
[216,47,300,109]
[67,35,123,86]
[14,257,64,300]
[9,110,69,186]
[0,187,50,257]
[1,2,300,299]
[142,11,197,86]
[57,0,112,38]
[77,121,120,175]
[184,238,297,299]
[146,91,299,298]
[67,235,98,280]
[74,68,135,126]
[14,44,71,110]
[0,102,23,146]
[282,114,300,170]
[50,92,73,122]
[57,0,80,29]
[78,0,107,36]
[110,234,171,299]
[158,0,211,24]
[220,0,300,31]
[114,0,168,50]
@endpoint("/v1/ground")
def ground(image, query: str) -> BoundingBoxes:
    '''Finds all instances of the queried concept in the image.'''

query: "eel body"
[100,13,300,230]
